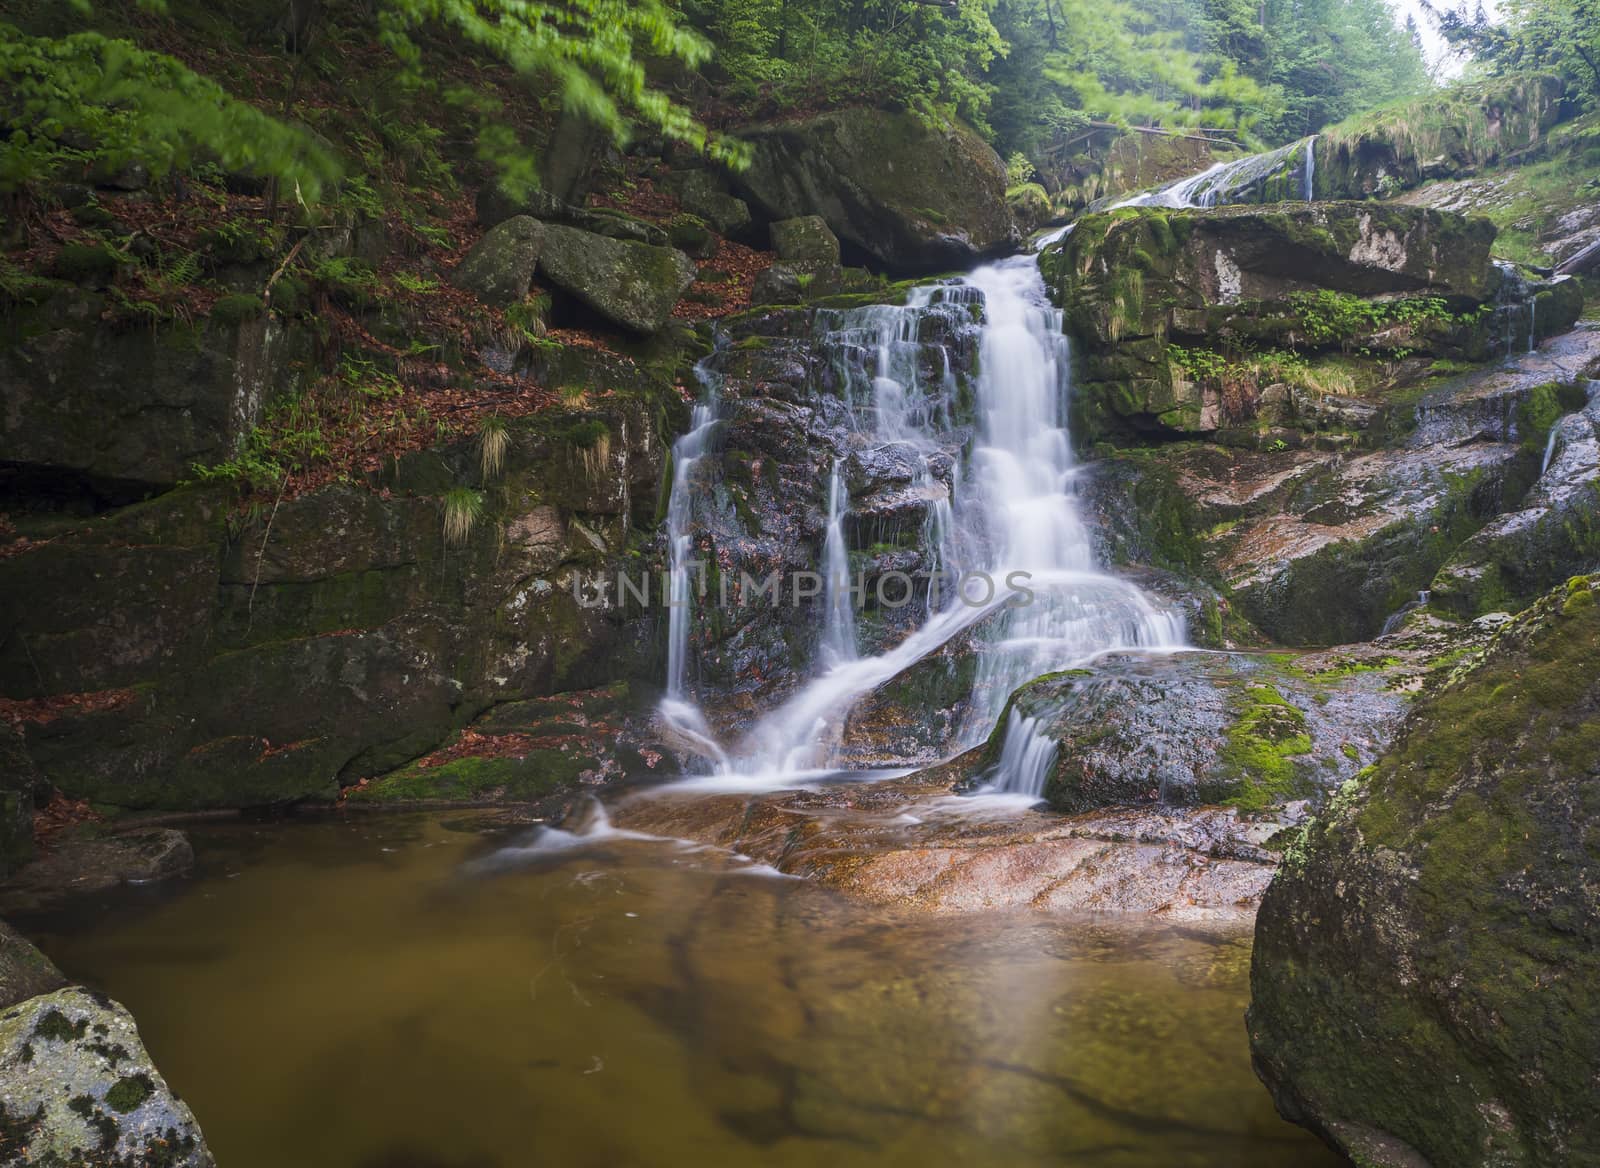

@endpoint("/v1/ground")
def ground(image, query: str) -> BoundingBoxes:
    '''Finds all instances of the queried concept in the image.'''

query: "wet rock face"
[609,773,1283,921]
[0,987,214,1167]
[735,108,1018,272]
[667,296,979,719]
[1076,327,1600,646]
[0,290,309,501]
[1248,576,1600,1168]
[2,383,673,811]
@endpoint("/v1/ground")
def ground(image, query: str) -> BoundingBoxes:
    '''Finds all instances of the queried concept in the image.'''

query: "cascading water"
[819,459,858,669]
[1113,134,1318,210]
[657,247,1183,791]
[657,370,730,769]
[1543,424,1563,476]
[980,708,1058,799]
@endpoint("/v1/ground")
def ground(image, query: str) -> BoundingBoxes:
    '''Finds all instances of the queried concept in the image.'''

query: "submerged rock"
[735,107,1017,272]
[0,987,213,1167]
[0,829,194,913]
[1248,575,1600,1167]
[610,773,1282,921]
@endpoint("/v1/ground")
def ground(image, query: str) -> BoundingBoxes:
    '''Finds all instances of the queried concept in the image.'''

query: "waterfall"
[979,708,1058,801]
[656,245,1183,789]
[820,459,858,669]
[657,370,731,770]
[1543,425,1562,476]
[1529,297,1538,354]
[1112,134,1319,210]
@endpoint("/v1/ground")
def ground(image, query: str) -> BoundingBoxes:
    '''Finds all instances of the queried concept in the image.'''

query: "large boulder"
[983,646,1416,813]
[536,225,696,333]
[734,108,1017,272]
[770,215,840,264]
[663,170,752,237]
[1249,575,1600,1167]
[0,986,214,1167]
[452,215,544,306]
[1043,202,1499,442]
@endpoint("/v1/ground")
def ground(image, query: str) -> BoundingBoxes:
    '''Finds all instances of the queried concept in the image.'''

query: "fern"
[0,24,342,198]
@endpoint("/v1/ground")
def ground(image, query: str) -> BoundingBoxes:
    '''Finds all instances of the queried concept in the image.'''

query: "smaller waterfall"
[1543,425,1563,476]
[1529,297,1538,355]
[664,389,720,701]
[1112,135,1318,211]
[1303,135,1316,201]
[980,709,1057,801]
[820,460,858,669]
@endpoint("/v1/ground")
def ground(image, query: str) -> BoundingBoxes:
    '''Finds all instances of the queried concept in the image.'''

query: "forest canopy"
[0,0,1525,209]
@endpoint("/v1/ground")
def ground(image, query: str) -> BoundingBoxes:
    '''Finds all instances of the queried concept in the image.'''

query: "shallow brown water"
[22,813,1337,1168]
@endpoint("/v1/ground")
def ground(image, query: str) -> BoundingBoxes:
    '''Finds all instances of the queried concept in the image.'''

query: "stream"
[21,813,1338,1168]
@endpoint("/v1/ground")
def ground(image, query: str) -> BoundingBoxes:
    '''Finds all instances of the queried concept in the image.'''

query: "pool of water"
[20,813,1337,1168]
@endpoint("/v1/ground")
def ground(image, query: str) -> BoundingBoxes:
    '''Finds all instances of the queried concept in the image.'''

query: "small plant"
[393,271,440,294]
[558,385,590,408]
[1005,151,1036,187]
[506,294,552,341]
[441,487,485,546]
[477,414,510,479]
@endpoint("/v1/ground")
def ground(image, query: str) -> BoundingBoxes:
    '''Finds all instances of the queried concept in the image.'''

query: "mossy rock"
[453,215,545,307]
[0,987,212,1167]
[989,651,1391,813]
[345,750,595,804]
[1249,574,1600,1166]
[769,215,841,265]
[537,225,696,333]
[735,107,1017,272]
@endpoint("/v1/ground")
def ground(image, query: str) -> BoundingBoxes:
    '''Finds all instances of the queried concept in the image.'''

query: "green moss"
[50,242,123,285]
[31,1009,88,1043]
[562,419,610,449]
[209,292,264,325]
[1215,684,1313,810]
[104,1074,154,1114]
[347,751,592,804]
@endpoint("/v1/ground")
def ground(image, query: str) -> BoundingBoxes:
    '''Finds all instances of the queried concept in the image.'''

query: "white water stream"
[658,249,1183,795]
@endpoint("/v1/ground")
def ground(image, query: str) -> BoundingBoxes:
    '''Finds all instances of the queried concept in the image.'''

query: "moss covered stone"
[537,224,695,333]
[735,107,1017,272]
[990,651,1393,813]
[1044,202,1499,443]
[1249,575,1600,1166]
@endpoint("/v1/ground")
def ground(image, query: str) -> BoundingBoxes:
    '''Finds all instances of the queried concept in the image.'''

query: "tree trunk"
[286,0,321,54]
